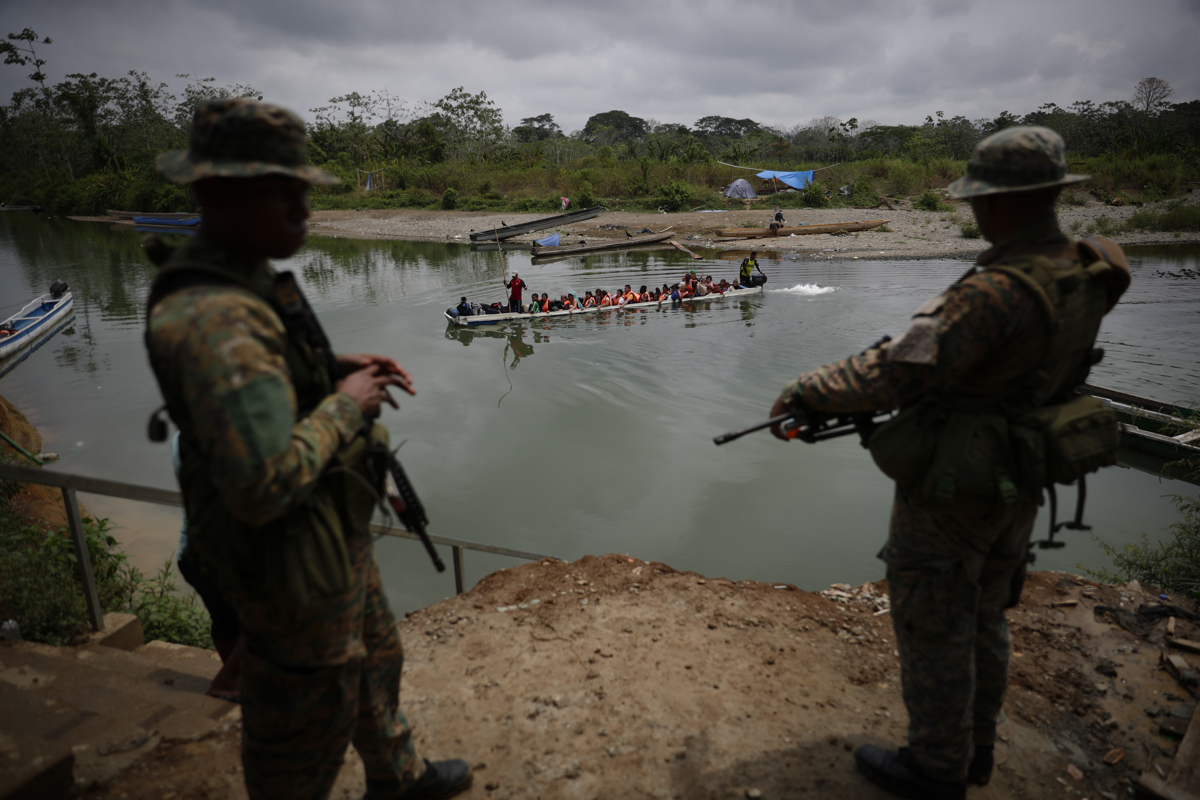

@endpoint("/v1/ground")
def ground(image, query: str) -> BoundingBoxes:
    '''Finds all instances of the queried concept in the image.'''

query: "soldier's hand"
[338,353,415,396]
[337,365,409,417]
[769,396,796,441]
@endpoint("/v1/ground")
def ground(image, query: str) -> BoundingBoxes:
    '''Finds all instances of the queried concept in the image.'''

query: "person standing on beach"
[767,127,1129,800]
[505,272,527,313]
[144,98,472,800]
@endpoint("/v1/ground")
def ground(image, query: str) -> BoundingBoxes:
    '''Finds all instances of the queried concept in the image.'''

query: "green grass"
[913,188,953,212]
[1127,202,1200,232]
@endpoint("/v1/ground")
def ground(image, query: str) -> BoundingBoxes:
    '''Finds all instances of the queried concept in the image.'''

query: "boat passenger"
[599,292,612,307]
[456,297,474,317]
[582,291,596,308]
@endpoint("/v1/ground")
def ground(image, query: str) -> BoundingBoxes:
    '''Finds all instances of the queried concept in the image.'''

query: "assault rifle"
[713,409,893,447]
[372,440,445,573]
[274,270,445,573]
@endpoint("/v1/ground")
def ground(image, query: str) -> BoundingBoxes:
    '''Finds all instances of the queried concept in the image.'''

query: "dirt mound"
[74,554,1200,799]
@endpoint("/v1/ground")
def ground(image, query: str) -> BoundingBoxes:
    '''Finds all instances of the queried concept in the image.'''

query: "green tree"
[582,110,647,144]
[427,86,504,161]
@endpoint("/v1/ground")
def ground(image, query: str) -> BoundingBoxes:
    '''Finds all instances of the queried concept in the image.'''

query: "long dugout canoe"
[106,209,201,219]
[531,231,674,258]
[468,206,604,242]
[717,219,888,238]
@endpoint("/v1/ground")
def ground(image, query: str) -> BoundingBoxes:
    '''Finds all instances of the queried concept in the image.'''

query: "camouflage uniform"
[778,128,1129,784]
[145,100,425,800]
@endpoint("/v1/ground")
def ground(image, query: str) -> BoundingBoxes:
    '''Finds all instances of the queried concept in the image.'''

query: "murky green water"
[2,212,1197,613]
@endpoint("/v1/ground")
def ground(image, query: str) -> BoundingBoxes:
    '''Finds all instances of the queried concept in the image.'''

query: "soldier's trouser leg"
[237,535,422,800]
[354,542,423,798]
[881,488,1036,781]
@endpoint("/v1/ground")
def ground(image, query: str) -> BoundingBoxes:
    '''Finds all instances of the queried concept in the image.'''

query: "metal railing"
[0,462,555,631]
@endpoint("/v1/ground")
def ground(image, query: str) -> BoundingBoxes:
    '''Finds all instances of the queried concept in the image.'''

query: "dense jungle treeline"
[2,28,1198,218]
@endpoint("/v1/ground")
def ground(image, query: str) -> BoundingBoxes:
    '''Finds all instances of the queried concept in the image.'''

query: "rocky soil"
[76,555,1199,800]
[307,191,1200,263]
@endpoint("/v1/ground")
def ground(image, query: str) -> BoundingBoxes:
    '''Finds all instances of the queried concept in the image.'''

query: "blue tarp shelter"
[535,232,561,247]
[755,170,814,190]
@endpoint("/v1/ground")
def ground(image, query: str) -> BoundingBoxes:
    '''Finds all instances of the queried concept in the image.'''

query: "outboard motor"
[49,280,69,298]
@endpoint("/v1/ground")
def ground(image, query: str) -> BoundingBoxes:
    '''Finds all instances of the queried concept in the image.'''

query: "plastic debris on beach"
[818,582,891,616]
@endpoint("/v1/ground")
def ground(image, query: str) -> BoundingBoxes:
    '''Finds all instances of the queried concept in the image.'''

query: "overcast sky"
[2,0,1197,134]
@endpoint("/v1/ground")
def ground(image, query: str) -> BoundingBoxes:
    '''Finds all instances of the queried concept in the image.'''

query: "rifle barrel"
[713,413,793,446]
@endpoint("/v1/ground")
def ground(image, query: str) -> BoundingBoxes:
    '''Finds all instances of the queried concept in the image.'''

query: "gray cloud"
[0,0,1195,134]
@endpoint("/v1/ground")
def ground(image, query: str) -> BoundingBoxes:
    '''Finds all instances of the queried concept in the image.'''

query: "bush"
[798,181,831,208]
[1086,215,1122,236]
[1127,202,1200,232]
[659,180,693,212]
[0,462,212,648]
[576,181,598,209]
[960,221,982,239]
[913,188,953,212]
[441,187,459,210]
[1084,494,1200,603]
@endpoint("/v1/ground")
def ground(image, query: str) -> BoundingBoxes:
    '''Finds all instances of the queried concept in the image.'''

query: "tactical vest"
[144,240,385,607]
[867,237,1124,510]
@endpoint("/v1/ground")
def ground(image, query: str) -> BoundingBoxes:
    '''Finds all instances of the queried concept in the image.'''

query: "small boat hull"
[0,289,75,361]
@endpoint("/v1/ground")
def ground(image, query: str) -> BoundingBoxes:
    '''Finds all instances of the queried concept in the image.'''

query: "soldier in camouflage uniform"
[144,99,472,800]
[768,127,1130,800]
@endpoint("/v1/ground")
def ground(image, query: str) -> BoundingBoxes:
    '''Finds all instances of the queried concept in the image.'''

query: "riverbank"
[308,192,1200,262]
[4,382,1199,797]
[0,394,79,529]
[71,554,1200,799]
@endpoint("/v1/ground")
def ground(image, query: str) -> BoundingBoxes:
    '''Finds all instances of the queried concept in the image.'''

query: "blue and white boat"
[0,281,76,362]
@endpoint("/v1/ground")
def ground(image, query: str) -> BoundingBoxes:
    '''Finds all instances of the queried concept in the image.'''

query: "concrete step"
[0,639,238,800]
[133,639,225,682]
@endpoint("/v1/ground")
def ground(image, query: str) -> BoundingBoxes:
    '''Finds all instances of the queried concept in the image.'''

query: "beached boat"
[1081,383,1200,486]
[0,282,75,361]
[531,231,675,258]
[444,285,764,327]
[717,220,888,238]
[106,210,200,220]
[468,206,604,242]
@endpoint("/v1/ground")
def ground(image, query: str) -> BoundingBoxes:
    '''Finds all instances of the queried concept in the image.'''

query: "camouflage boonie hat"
[946,126,1088,198]
[156,98,338,185]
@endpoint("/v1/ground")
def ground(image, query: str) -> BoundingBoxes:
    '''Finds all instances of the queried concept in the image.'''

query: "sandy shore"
[81,556,1199,800]
[308,193,1200,261]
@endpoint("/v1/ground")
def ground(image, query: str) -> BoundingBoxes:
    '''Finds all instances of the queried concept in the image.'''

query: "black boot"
[968,744,994,785]
[397,759,473,800]
[854,745,966,800]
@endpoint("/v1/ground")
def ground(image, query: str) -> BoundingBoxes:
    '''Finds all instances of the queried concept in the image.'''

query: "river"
[1,211,1197,613]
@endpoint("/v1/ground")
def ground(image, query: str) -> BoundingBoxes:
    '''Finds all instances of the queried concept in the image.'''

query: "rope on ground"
[716,161,842,173]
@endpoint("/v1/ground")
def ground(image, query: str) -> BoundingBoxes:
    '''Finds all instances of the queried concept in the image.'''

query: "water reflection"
[445,324,538,369]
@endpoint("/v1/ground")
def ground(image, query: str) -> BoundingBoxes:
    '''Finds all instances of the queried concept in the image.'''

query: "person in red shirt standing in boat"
[505,272,528,313]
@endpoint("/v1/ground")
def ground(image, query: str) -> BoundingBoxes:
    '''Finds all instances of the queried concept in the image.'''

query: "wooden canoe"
[531,231,674,257]
[105,210,200,219]
[1080,383,1200,487]
[716,220,888,238]
[468,206,604,242]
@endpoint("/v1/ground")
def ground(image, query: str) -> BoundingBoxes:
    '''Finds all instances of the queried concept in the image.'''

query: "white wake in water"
[773,283,839,296]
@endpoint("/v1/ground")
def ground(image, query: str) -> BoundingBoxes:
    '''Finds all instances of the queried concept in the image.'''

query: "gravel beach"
[308,191,1200,261]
